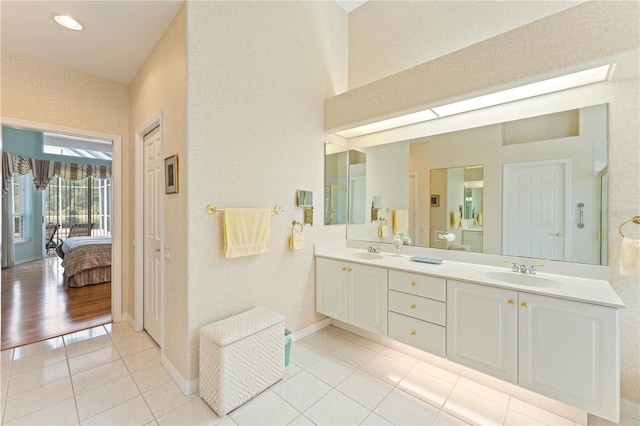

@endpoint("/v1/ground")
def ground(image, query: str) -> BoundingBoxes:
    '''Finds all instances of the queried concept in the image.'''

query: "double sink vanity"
[314,241,624,422]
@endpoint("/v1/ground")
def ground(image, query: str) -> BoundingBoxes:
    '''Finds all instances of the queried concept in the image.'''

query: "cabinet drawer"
[388,290,446,326]
[388,311,446,357]
[389,270,446,301]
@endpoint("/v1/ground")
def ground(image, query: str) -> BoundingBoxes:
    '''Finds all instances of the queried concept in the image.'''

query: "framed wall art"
[165,154,179,194]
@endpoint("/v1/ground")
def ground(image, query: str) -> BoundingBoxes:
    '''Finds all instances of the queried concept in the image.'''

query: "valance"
[2,152,112,194]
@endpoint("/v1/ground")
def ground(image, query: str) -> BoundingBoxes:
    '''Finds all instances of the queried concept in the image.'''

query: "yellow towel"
[620,237,640,276]
[289,231,305,250]
[378,222,389,238]
[450,211,456,227]
[223,208,271,258]
[393,209,408,234]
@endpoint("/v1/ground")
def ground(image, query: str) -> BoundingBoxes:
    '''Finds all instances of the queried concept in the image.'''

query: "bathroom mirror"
[297,190,313,207]
[324,144,348,225]
[430,166,484,253]
[324,143,367,225]
[339,103,608,265]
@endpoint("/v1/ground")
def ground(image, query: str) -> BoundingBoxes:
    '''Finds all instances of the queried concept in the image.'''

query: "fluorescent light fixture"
[335,65,611,138]
[52,14,83,31]
[336,109,438,138]
[432,65,611,117]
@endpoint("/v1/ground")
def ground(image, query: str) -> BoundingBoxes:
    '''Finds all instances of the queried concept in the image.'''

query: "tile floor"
[0,322,623,425]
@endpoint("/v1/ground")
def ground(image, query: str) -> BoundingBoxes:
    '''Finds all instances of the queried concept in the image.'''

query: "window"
[44,176,112,237]
[12,173,32,241]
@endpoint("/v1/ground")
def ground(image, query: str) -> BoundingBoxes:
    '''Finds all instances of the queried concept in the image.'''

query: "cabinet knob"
[342,267,347,272]
[521,302,528,309]
[410,331,416,336]
[347,268,352,272]
[410,304,416,310]
[507,299,514,305]
[411,282,416,287]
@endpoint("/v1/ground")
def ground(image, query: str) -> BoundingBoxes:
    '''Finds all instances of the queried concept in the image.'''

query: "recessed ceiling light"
[52,14,84,31]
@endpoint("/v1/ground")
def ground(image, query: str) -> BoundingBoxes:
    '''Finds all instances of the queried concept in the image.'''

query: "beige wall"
[0,54,131,311]
[128,5,188,372]
[347,0,640,405]
[182,1,348,380]
[348,1,581,89]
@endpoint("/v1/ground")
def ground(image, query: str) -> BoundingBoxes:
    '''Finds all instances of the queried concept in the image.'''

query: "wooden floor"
[1,256,111,349]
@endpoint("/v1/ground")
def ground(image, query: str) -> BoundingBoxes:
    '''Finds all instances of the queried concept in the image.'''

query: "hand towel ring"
[619,216,640,238]
[292,220,303,233]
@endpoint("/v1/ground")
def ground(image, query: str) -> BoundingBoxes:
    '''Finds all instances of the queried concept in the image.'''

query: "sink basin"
[352,252,384,260]
[483,271,560,287]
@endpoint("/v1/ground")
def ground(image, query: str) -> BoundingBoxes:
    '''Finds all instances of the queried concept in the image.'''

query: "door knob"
[155,248,161,253]
[550,232,562,237]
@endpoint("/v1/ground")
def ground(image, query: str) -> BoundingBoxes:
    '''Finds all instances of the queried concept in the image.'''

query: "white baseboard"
[121,313,138,331]
[161,352,199,395]
[290,318,330,342]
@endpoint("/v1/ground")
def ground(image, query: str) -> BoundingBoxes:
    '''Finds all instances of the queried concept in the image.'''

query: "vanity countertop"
[315,243,624,309]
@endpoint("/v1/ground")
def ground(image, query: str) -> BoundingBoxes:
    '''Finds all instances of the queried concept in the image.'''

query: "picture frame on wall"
[165,154,179,194]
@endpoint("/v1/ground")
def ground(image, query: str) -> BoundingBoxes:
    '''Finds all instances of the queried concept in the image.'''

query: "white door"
[143,127,162,345]
[447,280,518,384]
[349,263,387,335]
[504,161,567,261]
[349,177,366,224]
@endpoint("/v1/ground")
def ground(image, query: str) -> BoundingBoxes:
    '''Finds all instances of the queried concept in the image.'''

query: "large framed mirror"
[332,103,608,265]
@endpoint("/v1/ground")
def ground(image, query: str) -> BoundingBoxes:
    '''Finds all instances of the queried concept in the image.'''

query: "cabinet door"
[519,293,619,422]
[349,263,388,335]
[316,258,348,322]
[447,280,518,383]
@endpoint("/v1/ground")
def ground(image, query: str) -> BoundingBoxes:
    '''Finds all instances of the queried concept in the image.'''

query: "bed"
[56,236,112,288]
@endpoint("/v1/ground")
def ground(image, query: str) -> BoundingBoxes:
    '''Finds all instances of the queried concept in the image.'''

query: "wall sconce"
[297,190,313,226]
[371,196,383,222]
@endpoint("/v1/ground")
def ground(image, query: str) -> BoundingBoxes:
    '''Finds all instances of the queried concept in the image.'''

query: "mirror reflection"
[430,166,484,253]
[324,146,367,225]
[333,103,608,265]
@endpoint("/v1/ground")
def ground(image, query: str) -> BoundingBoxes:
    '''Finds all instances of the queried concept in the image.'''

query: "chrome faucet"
[505,260,542,274]
[367,246,380,253]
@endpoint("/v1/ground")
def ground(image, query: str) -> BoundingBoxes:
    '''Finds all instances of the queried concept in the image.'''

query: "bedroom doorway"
[134,113,164,348]
[0,117,122,350]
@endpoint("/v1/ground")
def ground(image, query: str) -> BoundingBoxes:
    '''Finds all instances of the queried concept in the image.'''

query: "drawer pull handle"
[410,331,416,336]
[411,282,417,287]
[521,302,528,309]
[507,299,514,305]
[410,304,416,309]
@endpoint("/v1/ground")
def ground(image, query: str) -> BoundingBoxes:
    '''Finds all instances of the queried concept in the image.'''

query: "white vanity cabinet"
[518,292,619,422]
[447,279,619,421]
[388,270,447,357]
[447,280,518,383]
[315,257,388,335]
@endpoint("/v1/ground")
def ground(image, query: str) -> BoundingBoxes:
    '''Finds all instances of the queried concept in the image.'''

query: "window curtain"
[2,184,16,268]
[1,152,111,191]
[32,159,58,190]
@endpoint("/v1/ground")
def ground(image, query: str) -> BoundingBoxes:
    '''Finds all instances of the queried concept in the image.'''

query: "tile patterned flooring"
[0,322,626,425]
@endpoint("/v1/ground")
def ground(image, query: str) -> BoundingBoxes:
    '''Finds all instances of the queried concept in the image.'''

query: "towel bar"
[206,204,284,215]
[619,216,640,238]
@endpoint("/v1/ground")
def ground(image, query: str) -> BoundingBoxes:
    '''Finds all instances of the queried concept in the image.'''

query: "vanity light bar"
[335,64,611,138]
[335,109,438,138]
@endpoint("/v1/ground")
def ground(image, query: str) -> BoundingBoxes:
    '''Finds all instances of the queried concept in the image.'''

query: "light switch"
[164,247,171,260]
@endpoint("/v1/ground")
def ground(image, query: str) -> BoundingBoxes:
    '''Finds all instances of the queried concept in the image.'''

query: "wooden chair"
[45,224,60,254]
[67,223,94,238]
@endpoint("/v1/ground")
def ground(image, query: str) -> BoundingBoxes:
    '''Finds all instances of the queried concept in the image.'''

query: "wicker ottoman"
[199,307,285,415]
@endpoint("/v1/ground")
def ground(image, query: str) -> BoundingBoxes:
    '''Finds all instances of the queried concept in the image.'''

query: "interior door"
[503,161,567,261]
[143,126,162,345]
